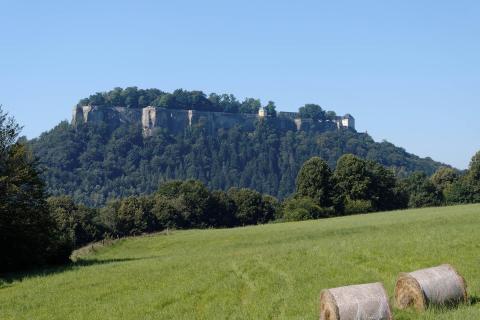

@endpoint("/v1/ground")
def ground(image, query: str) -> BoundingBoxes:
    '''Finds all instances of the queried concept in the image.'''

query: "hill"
[29,112,444,207]
[1,204,479,319]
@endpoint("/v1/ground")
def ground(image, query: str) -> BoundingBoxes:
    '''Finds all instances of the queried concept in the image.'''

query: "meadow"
[1,204,480,319]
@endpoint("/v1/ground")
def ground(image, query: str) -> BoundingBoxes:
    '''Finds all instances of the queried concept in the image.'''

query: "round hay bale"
[395,264,467,311]
[319,282,393,320]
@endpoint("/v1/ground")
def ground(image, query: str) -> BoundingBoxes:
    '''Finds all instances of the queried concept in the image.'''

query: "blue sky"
[1,0,479,169]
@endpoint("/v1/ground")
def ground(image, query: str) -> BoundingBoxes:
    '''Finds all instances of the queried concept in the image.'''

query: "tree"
[298,104,326,121]
[47,196,101,249]
[153,93,176,109]
[333,154,369,203]
[227,188,273,225]
[99,196,155,237]
[239,98,261,114]
[173,180,214,228]
[466,151,480,201]
[123,87,139,108]
[261,194,280,222]
[117,197,155,235]
[209,190,237,227]
[468,151,480,182]
[155,180,215,228]
[0,107,70,272]
[152,195,186,229]
[364,158,399,211]
[443,179,475,204]
[431,167,459,192]
[157,180,184,198]
[88,92,106,106]
[264,101,277,117]
[208,93,240,113]
[399,172,443,208]
[333,154,398,212]
[326,111,337,121]
[296,157,333,207]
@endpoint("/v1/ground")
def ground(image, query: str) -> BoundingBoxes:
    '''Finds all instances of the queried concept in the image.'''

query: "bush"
[48,196,102,249]
[152,195,186,229]
[99,197,155,237]
[282,197,333,221]
[444,179,476,204]
[399,172,443,208]
[227,188,278,225]
[156,180,215,228]
[209,191,238,227]
[344,198,374,214]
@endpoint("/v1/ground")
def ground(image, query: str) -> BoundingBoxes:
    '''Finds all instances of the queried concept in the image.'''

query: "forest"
[77,87,276,115]
[29,116,444,207]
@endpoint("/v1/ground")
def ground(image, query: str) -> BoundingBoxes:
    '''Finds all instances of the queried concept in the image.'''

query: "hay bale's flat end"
[319,282,392,320]
[395,264,467,311]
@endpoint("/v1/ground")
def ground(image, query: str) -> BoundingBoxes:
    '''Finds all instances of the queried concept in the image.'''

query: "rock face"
[72,106,142,127]
[142,107,157,137]
[72,106,353,136]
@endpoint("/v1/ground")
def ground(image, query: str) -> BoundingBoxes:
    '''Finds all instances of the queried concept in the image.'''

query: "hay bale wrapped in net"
[395,264,467,311]
[319,282,393,320]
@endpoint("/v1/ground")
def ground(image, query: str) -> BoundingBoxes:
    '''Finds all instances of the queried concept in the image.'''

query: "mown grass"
[1,204,480,319]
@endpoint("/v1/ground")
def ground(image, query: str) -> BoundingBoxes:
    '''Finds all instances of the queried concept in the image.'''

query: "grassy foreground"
[1,205,480,319]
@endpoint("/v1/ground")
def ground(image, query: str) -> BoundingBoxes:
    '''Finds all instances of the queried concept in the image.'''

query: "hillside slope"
[29,119,444,206]
[1,204,479,319]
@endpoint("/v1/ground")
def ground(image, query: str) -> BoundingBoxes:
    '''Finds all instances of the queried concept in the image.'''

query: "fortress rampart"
[72,106,355,136]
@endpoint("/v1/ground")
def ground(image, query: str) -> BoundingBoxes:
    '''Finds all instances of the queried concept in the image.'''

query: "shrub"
[208,191,237,227]
[443,179,476,204]
[344,198,374,215]
[99,197,155,237]
[156,180,215,228]
[227,188,278,225]
[152,195,186,229]
[48,196,102,249]
[282,197,333,222]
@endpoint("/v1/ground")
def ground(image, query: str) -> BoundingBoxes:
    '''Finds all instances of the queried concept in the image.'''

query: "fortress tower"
[258,107,267,117]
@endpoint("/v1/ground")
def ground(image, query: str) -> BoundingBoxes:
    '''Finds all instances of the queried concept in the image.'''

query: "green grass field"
[1,204,480,319]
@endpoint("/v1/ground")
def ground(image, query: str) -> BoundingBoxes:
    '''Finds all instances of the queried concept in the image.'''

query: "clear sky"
[1,0,479,169]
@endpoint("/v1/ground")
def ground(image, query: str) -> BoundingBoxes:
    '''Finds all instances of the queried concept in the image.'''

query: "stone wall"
[72,106,142,127]
[72,106,352,136]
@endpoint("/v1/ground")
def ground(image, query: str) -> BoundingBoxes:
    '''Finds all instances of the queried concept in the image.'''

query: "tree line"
[78,87,274,114]
[76,87,340,119]
[286,154,480,221]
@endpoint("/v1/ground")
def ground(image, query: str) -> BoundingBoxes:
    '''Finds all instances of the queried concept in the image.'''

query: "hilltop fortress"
[72,105,355,136]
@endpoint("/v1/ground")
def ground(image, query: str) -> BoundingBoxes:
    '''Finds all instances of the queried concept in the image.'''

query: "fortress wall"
[72,106,349,136]
[73,106,142,126]
[154,108,190,133]
[72,106,85,125]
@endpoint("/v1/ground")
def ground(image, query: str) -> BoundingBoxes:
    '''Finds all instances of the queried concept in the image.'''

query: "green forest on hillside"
[29,118,443,207]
